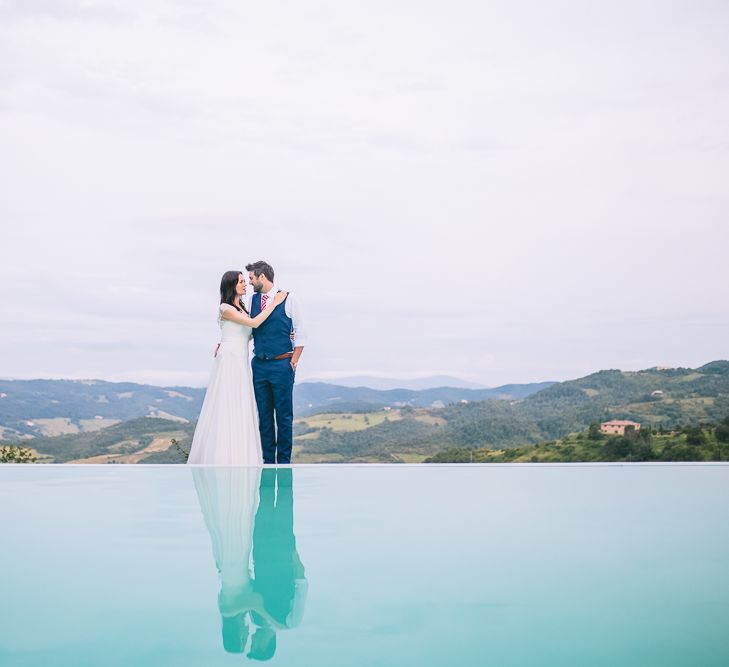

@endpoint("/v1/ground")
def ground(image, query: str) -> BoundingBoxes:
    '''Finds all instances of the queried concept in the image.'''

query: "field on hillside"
[6,418,194,464]
[298,411,402,431]
[3,361,728,464]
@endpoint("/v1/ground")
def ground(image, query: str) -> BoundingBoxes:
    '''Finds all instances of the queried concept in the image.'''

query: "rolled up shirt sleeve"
[285,293,308,348]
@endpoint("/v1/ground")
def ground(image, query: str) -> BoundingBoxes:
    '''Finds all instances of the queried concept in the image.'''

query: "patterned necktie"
[261,294,268,310]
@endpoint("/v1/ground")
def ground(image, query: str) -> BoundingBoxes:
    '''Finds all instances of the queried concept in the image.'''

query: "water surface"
[1,464,728,666]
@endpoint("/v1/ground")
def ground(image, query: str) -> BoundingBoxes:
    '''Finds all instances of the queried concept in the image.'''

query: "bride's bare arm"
[220,291,287,327]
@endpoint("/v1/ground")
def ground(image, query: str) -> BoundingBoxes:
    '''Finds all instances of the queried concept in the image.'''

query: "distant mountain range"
[0,377,552,439]
[303,375,490,390]
[293,381,555,416]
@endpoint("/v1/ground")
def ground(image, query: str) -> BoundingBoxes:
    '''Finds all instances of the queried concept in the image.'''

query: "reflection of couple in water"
[193,467,307,660]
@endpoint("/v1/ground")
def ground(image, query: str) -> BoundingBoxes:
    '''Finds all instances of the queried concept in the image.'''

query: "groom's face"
[248,271,264,292]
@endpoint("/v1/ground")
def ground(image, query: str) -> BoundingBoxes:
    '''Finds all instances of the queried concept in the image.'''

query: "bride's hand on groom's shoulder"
[274,291,287,305]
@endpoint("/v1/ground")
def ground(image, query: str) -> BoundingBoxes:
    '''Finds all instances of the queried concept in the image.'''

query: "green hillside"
[425,417,729,463]
[0,378,551,438]
[6,418,194,463]
[291,361,729,460]
[437,361,729,447]
[3,361,728,464]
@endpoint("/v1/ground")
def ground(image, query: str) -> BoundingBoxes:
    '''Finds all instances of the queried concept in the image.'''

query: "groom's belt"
[256,352,294,360]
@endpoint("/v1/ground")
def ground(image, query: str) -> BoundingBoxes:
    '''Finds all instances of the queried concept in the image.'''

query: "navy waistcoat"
[250,292,294,359]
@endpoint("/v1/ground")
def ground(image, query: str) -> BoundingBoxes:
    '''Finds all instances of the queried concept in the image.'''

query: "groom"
[246,261,306,465]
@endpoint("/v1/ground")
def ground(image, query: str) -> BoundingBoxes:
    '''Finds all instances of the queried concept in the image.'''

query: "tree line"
[424,416,729,463]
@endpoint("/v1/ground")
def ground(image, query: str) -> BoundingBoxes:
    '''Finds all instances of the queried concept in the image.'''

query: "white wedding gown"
[192,466,261,610]
[187,304,263,465]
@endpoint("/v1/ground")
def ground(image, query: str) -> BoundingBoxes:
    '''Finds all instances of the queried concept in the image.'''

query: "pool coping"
[2,462,729,468]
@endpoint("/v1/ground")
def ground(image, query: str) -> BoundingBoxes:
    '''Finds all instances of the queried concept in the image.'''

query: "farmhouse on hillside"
[600,420,642,435]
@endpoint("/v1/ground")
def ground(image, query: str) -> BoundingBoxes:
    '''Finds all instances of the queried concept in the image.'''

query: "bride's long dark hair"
[219,271,249,314]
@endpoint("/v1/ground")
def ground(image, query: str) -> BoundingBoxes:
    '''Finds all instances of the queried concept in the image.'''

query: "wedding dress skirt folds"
[188,311,263,465]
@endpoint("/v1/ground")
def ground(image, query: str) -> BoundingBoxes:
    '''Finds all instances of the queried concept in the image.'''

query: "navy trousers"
[252,468,299,626]
[252,357,295,464]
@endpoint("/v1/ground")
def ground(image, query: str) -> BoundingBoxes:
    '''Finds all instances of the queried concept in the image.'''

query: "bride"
[187,271,286,465]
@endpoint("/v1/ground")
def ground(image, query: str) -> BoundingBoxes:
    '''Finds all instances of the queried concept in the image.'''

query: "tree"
[170,438,189,462]
[601,437,630,459]
[685,426,706,446]
[0,446,37,464]
[631,443,655,462]
[588,422,602,440]
[661,443,700,462]
[638,428,652,445]
[715,424,729,444]
[424,448,473,463]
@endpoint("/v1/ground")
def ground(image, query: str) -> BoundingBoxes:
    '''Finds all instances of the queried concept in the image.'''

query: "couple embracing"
[187,261,306,466]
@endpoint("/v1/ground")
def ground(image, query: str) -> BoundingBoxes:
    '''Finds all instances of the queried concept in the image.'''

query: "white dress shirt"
[255,285,308,348]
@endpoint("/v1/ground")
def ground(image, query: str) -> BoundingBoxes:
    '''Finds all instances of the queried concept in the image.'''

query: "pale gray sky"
[1,0,727,387]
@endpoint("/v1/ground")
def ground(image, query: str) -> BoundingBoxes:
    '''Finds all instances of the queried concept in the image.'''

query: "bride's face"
[236,274,247,296]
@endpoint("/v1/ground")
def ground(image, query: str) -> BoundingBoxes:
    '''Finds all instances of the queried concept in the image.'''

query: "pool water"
[1,464,728,666]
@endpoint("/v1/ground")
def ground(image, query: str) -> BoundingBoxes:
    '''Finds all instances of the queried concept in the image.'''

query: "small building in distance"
[600,420,641,435]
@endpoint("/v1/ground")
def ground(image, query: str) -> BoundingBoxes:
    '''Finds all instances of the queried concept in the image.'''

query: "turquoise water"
[0,464,728,666]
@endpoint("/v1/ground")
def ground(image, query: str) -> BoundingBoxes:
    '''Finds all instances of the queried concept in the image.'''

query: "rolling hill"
[291,361,729,461]
[3,361,727,463]
[0,377,552,438]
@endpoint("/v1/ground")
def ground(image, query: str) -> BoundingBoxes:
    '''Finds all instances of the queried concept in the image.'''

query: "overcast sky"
[1,0,727,387]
